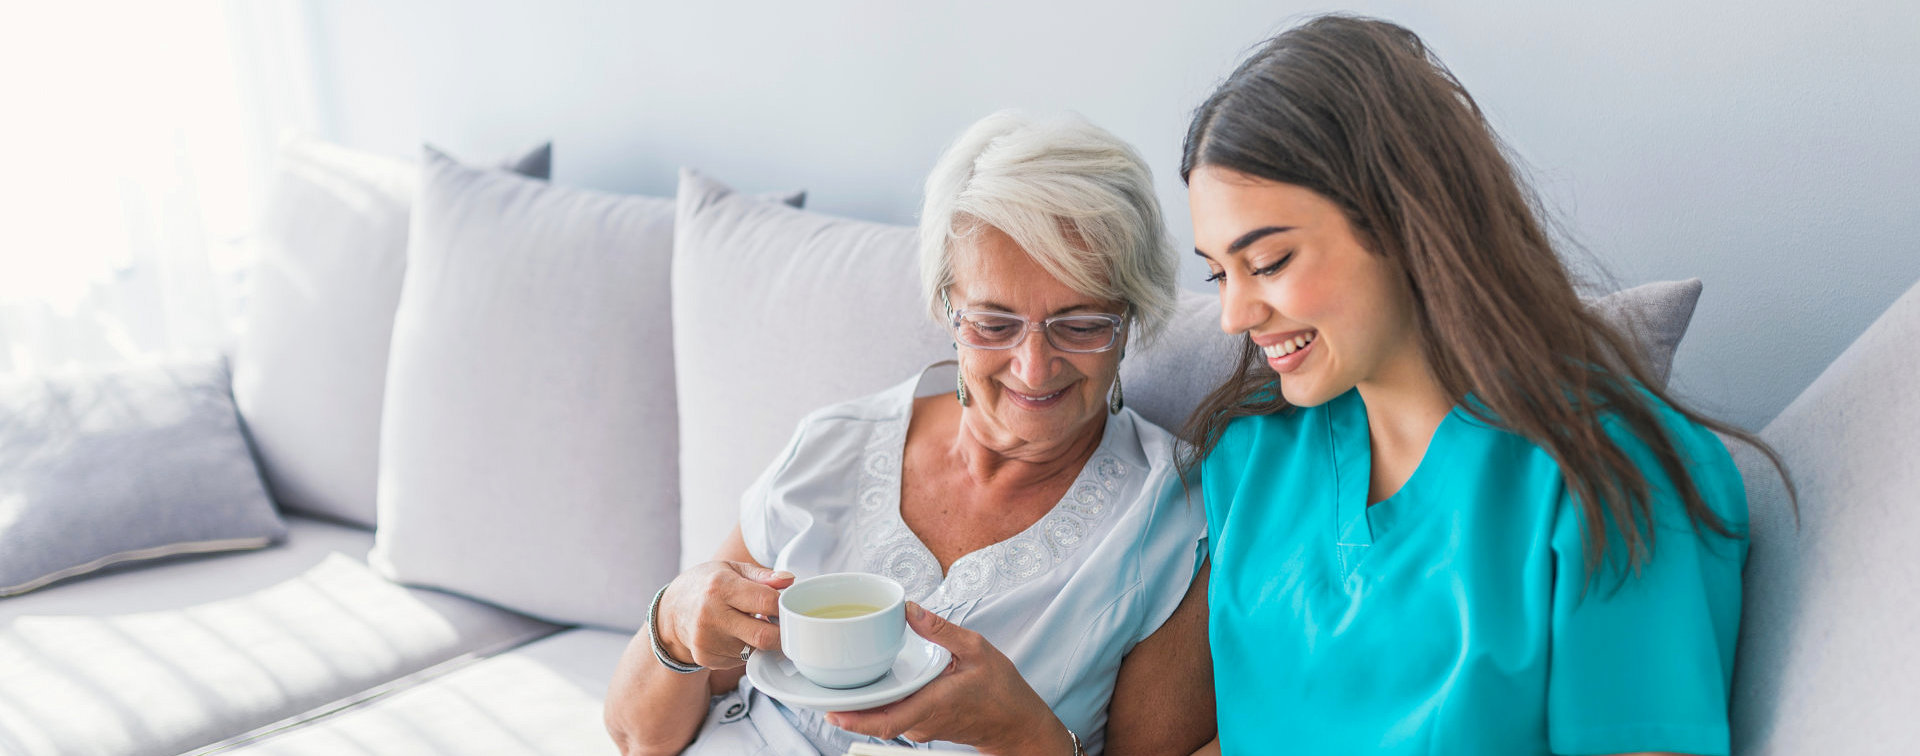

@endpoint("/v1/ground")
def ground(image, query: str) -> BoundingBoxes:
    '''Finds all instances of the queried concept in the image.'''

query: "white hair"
[919,110,1178,345]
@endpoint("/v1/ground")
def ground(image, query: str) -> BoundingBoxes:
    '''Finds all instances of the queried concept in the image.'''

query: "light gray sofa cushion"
[232,136,550,529]
[0,358,285,597]
[0,518,559,756]
[1728,277,1920,754]
[1118,289,1244,439]
[371,153,798,631]
[210,628,629,754]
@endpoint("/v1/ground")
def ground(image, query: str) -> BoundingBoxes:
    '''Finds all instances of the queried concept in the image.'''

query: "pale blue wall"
[273,0,1919,430]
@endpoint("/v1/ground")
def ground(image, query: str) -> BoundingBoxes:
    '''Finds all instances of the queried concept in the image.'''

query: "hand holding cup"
[657,560,794,670]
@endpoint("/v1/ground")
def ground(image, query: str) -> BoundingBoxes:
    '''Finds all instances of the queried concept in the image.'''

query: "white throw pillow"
[672,170,952,568]
[232,136,549,528]
[372,152,795,631]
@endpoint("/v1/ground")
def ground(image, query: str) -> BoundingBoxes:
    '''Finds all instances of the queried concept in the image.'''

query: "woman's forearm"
[604,628,716,756]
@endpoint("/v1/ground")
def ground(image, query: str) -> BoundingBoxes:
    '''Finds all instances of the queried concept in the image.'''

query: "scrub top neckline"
[1331,389,1469,558]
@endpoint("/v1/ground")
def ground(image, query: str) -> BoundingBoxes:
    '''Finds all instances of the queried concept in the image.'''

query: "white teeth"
[1259,332,1316,360]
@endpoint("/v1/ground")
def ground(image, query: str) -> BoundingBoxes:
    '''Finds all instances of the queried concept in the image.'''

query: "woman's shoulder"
[1487,382,1749,532]
[1203,398,1331,468]
[757,371,926,487]
[786,371,925,434]
[1602,386,1748,519]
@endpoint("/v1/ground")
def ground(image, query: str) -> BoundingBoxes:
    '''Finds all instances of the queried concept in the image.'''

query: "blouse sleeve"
[737,415,815,568]
[1125,466,1209,650]
[1545,411,1750,756]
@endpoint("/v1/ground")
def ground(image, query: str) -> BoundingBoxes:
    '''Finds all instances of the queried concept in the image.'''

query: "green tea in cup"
[804,603,881,619]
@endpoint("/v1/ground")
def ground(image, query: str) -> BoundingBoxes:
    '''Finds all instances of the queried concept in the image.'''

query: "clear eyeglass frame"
[941,292,1129,354]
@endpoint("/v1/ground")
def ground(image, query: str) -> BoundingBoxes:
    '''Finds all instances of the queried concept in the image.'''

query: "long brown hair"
[1178,14,1793,580]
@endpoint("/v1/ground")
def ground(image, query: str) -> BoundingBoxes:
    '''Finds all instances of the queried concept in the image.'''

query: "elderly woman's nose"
[1010,332,1058,387]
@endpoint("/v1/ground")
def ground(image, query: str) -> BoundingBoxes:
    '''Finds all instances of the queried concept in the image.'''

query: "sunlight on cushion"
[237,654,617,755]
[0,554,463,756]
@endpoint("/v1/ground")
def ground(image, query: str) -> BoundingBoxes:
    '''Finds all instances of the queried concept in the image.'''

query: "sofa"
[0,135,1912,755]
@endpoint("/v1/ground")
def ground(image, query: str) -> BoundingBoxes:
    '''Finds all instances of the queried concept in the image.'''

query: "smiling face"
[948,225,1124,455]
[1188,165,1425,408]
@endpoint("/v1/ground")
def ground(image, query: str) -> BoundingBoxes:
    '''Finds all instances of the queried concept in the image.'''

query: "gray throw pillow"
[1586,277,1703,388]
[370,152,800,631]
[0,358,284,596]
[231,136,551,529]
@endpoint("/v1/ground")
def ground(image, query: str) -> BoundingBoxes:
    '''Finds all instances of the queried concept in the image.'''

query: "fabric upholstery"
[0,533,558,756]
[208,628,628,755]
[1728,278,1920,754]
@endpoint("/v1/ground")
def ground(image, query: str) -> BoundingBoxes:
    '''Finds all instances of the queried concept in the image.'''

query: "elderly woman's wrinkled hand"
[658,561,794,671]
[827,603,1075,756]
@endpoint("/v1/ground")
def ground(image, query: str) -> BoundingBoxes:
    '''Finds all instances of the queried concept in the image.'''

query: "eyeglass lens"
[953,312,1117,352]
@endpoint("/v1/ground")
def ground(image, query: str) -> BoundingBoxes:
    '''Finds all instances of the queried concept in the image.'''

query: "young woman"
[1178,15,1789,756]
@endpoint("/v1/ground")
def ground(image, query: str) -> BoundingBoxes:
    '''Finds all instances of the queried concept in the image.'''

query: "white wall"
[270,0,1919,430]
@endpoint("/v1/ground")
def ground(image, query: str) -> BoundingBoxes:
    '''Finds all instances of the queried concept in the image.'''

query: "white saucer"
[746,627,951,713]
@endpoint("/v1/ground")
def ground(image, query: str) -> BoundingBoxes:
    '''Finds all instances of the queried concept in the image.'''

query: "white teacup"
[778,572,907,689]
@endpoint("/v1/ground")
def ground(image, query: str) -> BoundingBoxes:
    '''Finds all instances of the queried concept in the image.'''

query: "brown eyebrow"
[1194,225,1296,260]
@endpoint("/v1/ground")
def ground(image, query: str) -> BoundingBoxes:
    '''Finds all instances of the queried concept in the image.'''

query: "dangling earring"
[1108,375,1124,415]
[955,353,971,407]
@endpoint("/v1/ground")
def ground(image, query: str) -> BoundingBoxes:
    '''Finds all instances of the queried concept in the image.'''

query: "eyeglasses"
[943,293,1128,354]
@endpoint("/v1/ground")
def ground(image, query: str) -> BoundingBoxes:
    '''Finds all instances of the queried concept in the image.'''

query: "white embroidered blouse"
[730,363,1207,754]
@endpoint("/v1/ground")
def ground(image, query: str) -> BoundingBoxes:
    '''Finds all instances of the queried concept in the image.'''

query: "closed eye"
[1202,270,1225,284]
[1252,252,1294,277]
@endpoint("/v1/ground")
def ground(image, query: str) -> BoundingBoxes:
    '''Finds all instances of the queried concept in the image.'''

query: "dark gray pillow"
[1,358,284,596]
[1587,277,1704,388]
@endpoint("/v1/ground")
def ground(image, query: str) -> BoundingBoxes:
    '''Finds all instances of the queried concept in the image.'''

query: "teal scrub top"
[1202,388,1748,755]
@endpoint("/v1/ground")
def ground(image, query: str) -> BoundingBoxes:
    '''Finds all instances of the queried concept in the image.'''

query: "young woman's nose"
[1217,274,1270,336]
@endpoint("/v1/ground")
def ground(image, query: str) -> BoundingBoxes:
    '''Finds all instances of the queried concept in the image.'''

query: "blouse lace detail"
[853,399,1129,604]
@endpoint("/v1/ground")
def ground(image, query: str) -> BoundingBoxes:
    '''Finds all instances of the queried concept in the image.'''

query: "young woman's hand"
[826,602,1076,756]
[656,560,793,670]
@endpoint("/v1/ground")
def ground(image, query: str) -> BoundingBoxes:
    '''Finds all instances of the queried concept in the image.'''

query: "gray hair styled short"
[919,110,1178,345]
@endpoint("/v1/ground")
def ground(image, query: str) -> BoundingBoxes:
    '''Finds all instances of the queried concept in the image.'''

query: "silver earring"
[957,369,971,407]
[1108,375,1124,415]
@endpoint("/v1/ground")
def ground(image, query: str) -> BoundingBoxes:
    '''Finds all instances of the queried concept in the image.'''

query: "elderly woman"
[603,111,1214,756]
